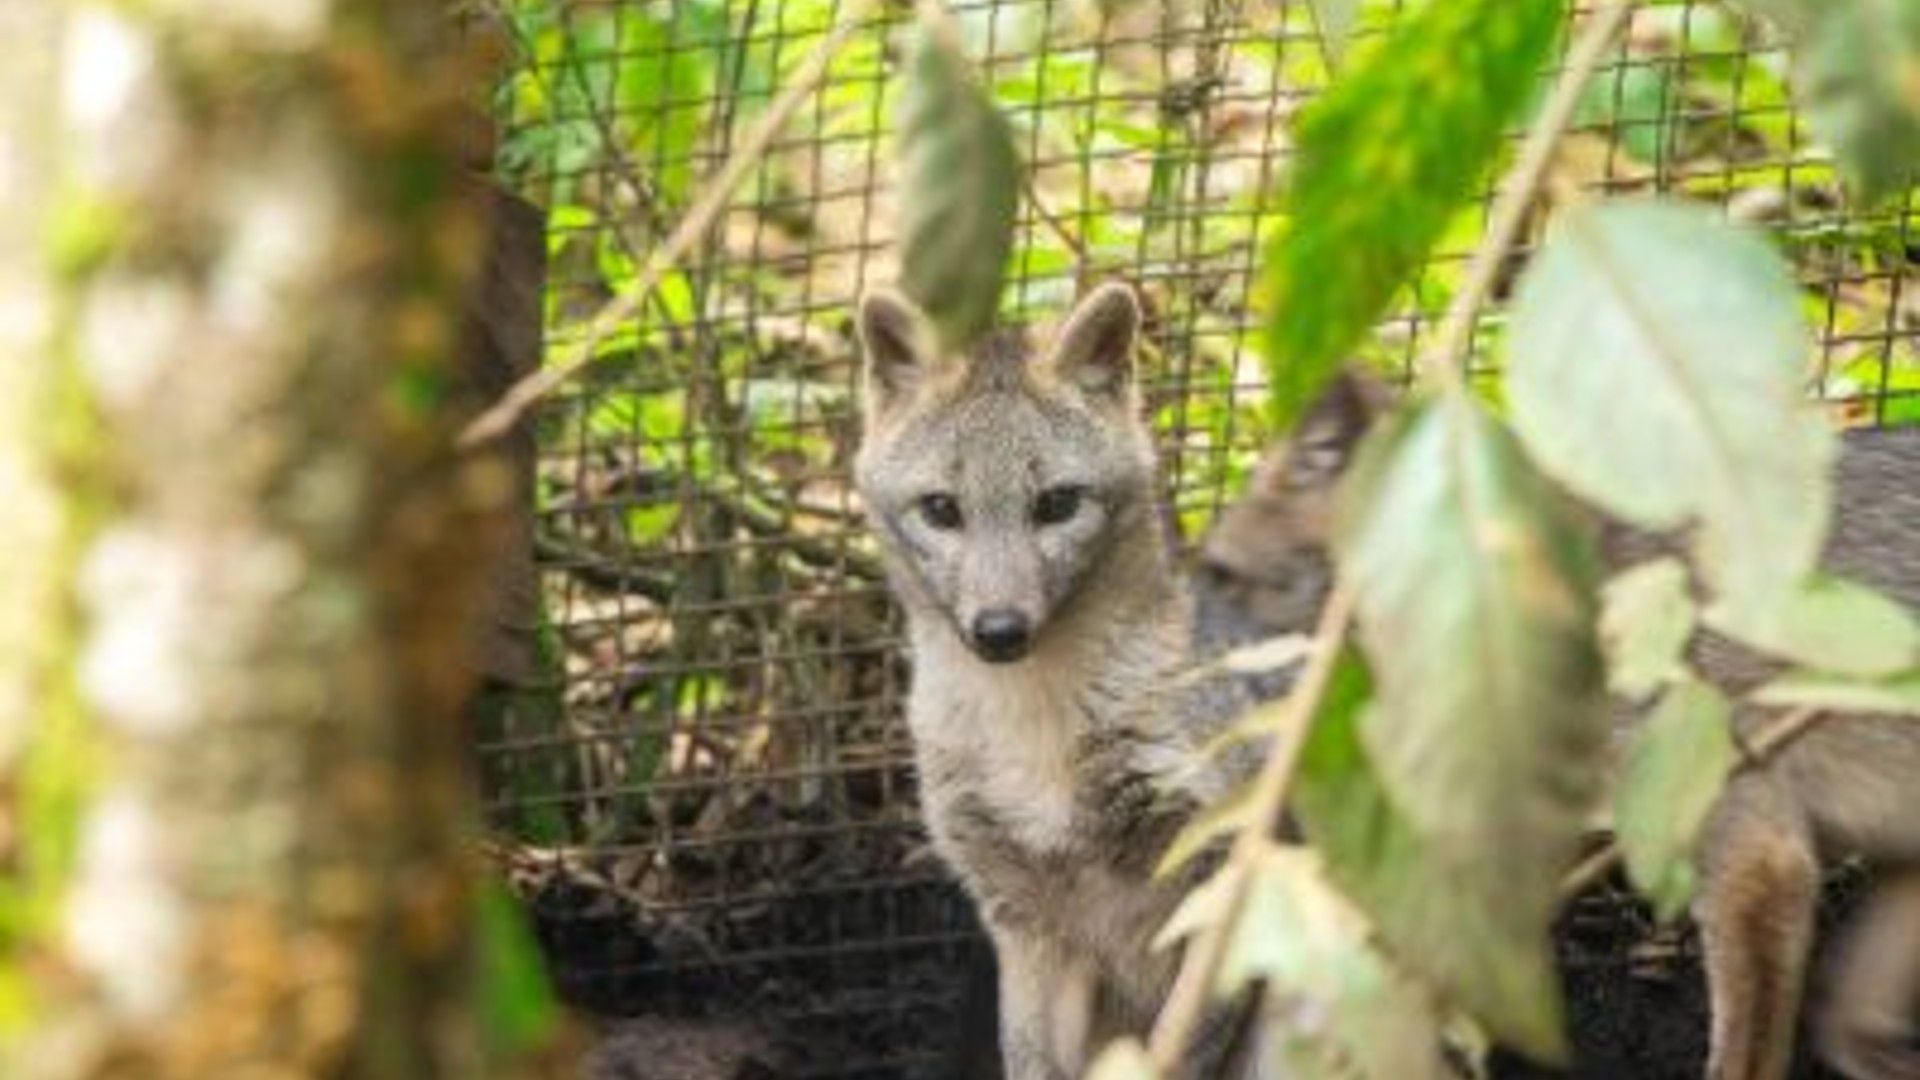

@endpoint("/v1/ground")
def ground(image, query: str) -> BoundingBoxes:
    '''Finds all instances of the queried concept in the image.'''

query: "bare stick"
[1416,0,1637,389]
[1147,586,1356,1069]
[459,1,879,449]
[1557,705,1824,903]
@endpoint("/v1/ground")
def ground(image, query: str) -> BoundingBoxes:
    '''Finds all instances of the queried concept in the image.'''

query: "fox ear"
[1040,282,1140,403]
[1271,369,1392,490]
[857,288,938,417]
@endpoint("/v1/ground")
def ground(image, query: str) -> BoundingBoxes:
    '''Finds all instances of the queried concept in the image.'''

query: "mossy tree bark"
[3,3,518,1076]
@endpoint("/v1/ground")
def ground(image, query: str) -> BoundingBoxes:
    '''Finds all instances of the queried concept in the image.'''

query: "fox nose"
[969,609,1033,663]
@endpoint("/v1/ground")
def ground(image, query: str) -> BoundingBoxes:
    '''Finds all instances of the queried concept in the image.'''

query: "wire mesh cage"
[468,1,1919,1075]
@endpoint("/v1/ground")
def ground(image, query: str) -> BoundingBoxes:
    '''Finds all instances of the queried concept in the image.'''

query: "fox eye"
[1032,485,1085,526]
[917,492,963,530]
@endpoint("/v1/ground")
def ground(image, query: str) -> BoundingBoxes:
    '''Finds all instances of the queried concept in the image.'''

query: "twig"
[1415,0,1638,389]
[1024,172,1092,278]
[1147,586,1356,1070]
[459,0,881,449]
[1557,705,1824,903]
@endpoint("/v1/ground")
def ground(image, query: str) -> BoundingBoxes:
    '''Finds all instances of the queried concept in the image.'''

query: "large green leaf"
[1506,200,1835,603]
[1335,394,1608,890]
[1736,0,1920,203]
[1614,678,1737,921]
[895,16,1020,350]
[1600,558,1696,699]
[1262,0,1563,427]
[1292,653,1571,1062]
[1706,573,1920,679]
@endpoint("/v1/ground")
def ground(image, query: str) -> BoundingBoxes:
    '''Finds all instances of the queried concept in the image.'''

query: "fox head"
[1198,370,1392,634]
[852,282,1158,665]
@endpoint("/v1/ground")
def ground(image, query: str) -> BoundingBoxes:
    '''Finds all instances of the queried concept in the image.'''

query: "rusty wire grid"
[469,1,1919,1076]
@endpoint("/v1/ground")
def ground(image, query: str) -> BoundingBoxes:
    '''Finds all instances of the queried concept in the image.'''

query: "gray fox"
[852,283,1280,1080]
[1203,371,1920,1080]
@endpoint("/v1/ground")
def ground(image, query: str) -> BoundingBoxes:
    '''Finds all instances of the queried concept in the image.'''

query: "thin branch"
[1147,586,1356,1069]
[1024,172,1091,275]
[459,0,881,449]
[1416,0,1637,390]
[1557,704,1824,903]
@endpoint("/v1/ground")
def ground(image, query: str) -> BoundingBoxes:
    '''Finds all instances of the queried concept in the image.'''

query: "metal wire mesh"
[472,2,1919,1075]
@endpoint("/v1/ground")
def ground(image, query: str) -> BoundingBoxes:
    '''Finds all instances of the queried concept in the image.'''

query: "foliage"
[1598,557,1694,699]
[1292,659,1554,1066]
[1734,0,1920,204]
[1260,0,1564,427]
[1508,200,1833,604]
[895,12,1021,350]
[1613,677,1736,920]
[1328,394,1607,1058]
[475,880,564,1065]
[478,0,1920,1073]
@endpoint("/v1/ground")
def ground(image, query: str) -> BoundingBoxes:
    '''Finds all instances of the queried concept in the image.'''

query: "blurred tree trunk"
[2,2,524,1076]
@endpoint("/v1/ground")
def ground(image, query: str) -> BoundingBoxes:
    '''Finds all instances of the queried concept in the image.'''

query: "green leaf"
[1335,393,1608,894]
[475,879,561,1061]
[1224,846,1451,1080]
[1576,62,1673,165]
[1506,199,1835,603]
[1735,0,1920,204]
[1086,1037,1161,1080]
[1705,574,1920,678]
[1262,0,1564,427]
[1753,670,1920,716]
[1614,678,1737,921]
[1600,558,1696,698]
[1293,653,1571,1062]
[895,16,1021,349]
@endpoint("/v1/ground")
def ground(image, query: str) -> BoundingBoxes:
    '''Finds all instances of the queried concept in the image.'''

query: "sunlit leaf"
[1507,200,1835,603]
[1753,670,1920,716]
[1224,846,1450,1080]
[1735,0,1920,203]
[895,15,1020,349]
[1262,0,1563,427]
[1334,393,1608,910]
[1292,654,1571,1062]
[1705,573,1920,678]
[1600,558,1695,698]
[1615,678,1736,921]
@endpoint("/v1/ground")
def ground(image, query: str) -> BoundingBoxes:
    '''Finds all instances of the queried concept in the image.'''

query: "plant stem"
[1417,0,1637,390]
[1147,586,1356,1069]
[459,0,880,449]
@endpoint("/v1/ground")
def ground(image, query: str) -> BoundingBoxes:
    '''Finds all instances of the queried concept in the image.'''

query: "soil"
[532,859,1873,1080]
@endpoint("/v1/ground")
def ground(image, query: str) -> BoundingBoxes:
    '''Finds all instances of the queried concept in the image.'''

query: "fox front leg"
[990,925,1097,1080]
[1694,778,1820,1080]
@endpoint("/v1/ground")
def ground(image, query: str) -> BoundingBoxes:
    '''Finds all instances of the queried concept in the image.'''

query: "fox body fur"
[853,284,1284,1079]
[1204,373,1920,1080]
